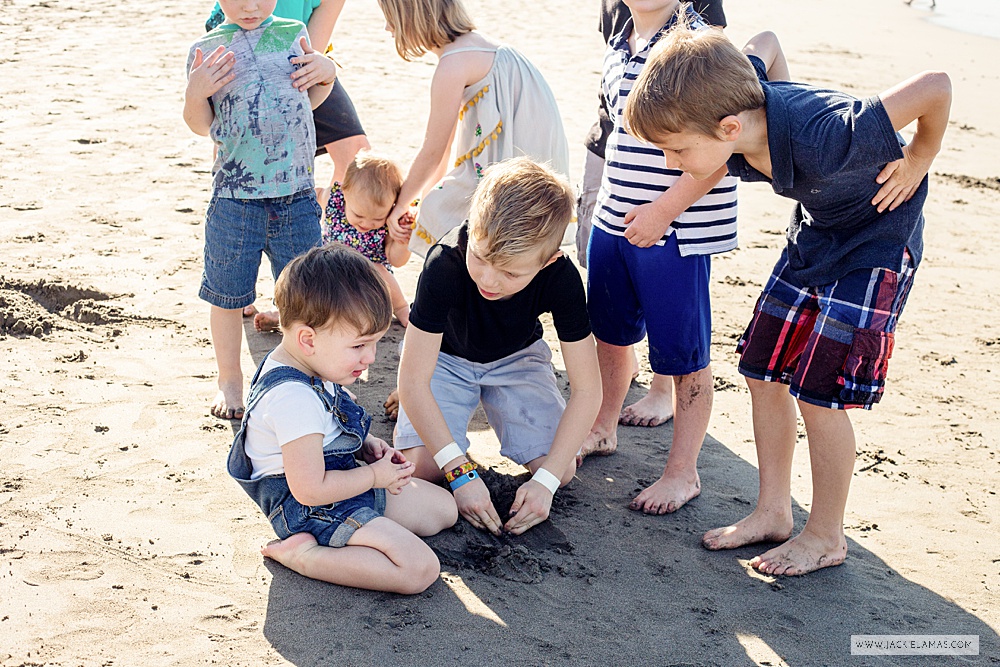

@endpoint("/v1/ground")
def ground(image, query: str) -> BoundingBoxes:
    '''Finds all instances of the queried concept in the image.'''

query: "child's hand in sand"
[289,37,337,91]
[368,448,413,495]
[187,45,236,99]
[503,480,553,535]
[454,478,503,536]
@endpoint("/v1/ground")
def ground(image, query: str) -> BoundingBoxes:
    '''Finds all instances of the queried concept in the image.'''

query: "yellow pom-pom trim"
[457,84,491,121]
[453,120,503,168]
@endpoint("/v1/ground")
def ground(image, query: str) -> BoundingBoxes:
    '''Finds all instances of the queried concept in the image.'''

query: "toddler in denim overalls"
[225,244,456,594]
[228,356,386,548]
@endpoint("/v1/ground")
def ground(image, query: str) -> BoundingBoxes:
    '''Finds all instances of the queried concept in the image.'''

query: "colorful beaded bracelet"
[444,461,477,484]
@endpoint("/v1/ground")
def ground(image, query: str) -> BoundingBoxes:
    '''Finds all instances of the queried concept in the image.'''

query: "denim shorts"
[199,189,322,309]
[268,454,387,548]
[228,361,385,548]
[587,228,712,376]
[737,249,916,410]
[394,339,566,465]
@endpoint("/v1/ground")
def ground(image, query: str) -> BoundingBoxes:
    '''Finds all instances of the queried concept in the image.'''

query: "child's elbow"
[286,481,326,507]
[183,118,209,137]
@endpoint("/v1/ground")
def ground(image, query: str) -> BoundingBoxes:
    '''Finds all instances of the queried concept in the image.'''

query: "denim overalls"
[227,357,386,547]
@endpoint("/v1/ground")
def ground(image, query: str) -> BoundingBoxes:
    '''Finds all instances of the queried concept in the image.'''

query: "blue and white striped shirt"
[593,8,738,256]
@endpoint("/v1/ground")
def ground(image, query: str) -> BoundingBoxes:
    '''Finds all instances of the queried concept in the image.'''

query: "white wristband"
[432,441,464,469]
[531,468,560,496]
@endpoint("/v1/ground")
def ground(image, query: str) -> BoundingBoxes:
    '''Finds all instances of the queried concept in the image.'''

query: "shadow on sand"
[243,321,997,666]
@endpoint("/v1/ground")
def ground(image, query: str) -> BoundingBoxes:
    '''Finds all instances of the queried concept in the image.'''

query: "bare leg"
[620,372,674,427]
[383,478,458,536]
[324,134,371,185]
[262,517,439,594]
[702,377,796,549]
[578,340,632,462]
[209,306,245,419]
[375,264,410,327]
[749,400,852,576]
[243,304,258,317]
[630,365,712,514]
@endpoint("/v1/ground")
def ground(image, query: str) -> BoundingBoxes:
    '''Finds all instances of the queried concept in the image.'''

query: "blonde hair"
[624,7,765,142]
[376,0,476,61]
[341,150,404,209]
[468,157,574,267]
[274,244,391,335]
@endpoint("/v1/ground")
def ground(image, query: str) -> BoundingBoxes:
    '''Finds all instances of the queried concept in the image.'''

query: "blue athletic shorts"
[587,228,712,376]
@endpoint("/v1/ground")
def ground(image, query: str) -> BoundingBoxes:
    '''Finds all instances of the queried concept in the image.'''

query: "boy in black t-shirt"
[395,158,602,536]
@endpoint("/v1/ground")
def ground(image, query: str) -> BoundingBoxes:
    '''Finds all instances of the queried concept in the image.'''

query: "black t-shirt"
[408,223,592,364]
[586,0,727,158]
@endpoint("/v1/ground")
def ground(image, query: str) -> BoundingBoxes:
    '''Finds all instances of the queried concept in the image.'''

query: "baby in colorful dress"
[321,151,413,327]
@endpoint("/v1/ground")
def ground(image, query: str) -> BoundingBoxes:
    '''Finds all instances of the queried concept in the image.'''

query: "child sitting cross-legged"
[227,244,457,594]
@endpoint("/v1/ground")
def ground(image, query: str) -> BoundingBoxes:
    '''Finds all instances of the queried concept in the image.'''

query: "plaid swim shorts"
[737,249,916,410]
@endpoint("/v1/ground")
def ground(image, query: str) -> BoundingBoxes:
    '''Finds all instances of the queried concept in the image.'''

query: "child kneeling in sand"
[395,157,603,536]
[227,244,457,594]
[625,16,951,575]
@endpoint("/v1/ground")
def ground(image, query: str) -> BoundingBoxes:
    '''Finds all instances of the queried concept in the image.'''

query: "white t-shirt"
[244,357,345,480]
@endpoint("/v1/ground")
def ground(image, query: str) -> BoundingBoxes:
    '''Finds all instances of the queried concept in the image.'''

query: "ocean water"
[915,0,1000,40]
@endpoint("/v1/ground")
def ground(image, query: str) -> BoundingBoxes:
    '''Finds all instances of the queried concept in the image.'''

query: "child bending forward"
[396,158,602,536]
[625,16,951,575]
[377,0,570,257]
[227,245,457,594]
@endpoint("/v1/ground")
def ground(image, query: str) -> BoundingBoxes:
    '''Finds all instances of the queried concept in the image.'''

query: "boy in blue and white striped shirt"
[580,0,737,516]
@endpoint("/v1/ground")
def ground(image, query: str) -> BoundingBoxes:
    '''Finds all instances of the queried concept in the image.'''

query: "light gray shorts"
[394,339,566,465]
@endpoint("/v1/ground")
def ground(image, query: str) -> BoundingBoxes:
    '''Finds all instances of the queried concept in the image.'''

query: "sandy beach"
[1,0,998,664]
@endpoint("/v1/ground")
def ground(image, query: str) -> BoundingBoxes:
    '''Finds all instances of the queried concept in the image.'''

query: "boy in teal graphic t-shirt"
[183,0,337,420]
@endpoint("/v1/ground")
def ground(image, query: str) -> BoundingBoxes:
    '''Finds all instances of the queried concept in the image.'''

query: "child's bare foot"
[702,507,794,550]
[253,309,280,333]
[748,529,847,576]
[261,533,318,571]
[384,388,399,421]
[629,469,700,514]
[210,381,245,420]
[242,304,258,317]
[577,428,617,466]
[619,389,673,427]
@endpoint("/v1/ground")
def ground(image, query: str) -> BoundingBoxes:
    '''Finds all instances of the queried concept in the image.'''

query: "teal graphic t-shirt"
[187,17,316,199]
